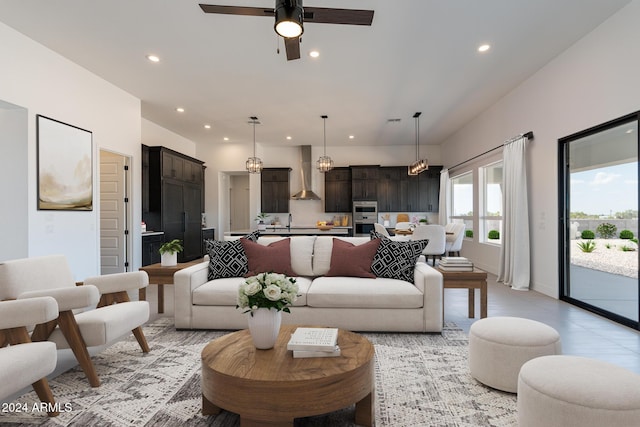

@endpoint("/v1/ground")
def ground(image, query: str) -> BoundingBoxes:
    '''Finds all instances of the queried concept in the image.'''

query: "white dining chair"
[445,223,466,256]
[412,224,446,266]
[395,222,412,230]
[374,223,391,237]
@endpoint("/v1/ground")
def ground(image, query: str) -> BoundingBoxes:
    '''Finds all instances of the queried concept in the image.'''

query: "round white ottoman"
[468,316,561,393]
[518,355,640,427]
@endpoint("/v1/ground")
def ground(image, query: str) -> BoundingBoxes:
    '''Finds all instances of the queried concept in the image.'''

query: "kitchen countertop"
[226,226,351,236]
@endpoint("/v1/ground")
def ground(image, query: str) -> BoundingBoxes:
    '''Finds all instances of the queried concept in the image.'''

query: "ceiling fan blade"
[199,4,274,17]
[284,37,301,61]
[303,7,374,26]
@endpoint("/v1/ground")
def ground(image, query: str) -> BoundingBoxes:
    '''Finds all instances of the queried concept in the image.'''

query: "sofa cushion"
[206,231,259,280]
[256,236,316,276]
[370,236,428,283]
[241,238,295,276]
[307,276,423,309]
[326,238,381,278]
[312,236,372,276]
[193,276,312,307]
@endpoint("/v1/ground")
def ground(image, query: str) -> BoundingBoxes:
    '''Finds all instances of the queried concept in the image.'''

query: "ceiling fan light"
[274,1,304,38]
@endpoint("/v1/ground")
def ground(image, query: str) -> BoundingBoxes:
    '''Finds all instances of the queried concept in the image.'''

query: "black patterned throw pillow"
[204,231,260,280]
[369,230,429,282]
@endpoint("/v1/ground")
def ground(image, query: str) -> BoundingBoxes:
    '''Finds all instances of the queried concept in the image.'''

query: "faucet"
[287,213,292,231]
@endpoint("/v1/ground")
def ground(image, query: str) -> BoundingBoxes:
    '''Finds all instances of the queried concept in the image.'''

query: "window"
[450,171,474,238]
[481,161,502,244]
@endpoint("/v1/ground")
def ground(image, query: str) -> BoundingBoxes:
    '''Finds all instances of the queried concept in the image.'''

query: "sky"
[451,162,638,217]
[571,162,637,215]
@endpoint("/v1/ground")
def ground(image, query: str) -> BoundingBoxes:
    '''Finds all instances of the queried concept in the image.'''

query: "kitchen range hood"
[291,145,321,200]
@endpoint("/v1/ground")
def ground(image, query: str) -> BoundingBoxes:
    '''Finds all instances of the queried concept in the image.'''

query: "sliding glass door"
[559,112,639,329]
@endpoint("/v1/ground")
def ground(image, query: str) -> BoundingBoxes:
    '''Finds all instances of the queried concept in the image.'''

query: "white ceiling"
[0,0,631,148]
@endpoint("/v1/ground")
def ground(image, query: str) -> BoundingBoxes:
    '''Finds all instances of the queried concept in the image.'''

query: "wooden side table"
[438,267,488,319]
[139,258,205,313]
[201,325,374,426]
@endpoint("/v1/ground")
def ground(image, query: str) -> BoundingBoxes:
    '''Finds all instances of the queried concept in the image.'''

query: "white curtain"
[497,136,530,290]
[438,168,451,225]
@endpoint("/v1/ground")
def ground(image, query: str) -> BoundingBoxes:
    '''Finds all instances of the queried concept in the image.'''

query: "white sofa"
[174,236,443,333]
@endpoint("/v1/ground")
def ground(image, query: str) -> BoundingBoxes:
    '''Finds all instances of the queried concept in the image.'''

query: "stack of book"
[287,327,341,358]
[438,257,474,271]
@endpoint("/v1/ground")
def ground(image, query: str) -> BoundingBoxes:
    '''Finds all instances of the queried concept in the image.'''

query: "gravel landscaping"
[570,239,639,279]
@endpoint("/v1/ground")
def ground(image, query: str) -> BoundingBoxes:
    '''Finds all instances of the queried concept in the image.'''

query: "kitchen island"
[226,226,352,237]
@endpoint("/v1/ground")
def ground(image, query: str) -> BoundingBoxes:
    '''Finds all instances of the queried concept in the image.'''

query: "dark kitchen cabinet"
[261,168,291,213]
[324,167,352,212]
[420,166,442,212]
[399,165,442,212]
[141,233,164,266]
[377,167,402,211]
[143,146,205,262]
[351,166,379,200]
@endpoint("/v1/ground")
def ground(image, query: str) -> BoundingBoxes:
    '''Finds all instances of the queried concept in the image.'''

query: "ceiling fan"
[199,1,374,60]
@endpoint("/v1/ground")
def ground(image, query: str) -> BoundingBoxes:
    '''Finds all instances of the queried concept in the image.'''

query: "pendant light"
[246,116,263,174]
[316,115,334,172]
[408,112,428,175]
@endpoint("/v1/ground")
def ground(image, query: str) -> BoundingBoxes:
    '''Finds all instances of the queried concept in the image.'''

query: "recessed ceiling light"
[176,107,185,113]
[309,50,320,58]
[204,124,211,129]
[626,129,634,134]
[223,137,229,141]
[286,136,292,140]
[146,54,160,62]
[478,44,491,53]
[349,135,355,139]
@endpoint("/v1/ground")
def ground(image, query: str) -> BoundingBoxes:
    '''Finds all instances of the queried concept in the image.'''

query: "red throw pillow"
[326,238,381,278]
[240,238,295,277]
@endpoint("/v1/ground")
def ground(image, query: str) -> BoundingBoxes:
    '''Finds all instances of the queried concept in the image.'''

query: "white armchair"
[0,297,59,416]
[0,255,150,388]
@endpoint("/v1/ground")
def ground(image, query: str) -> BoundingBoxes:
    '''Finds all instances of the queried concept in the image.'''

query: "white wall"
[0,22,142,280]
[142,118,196,157]
[196,142,441,234]
[439,1,640,297]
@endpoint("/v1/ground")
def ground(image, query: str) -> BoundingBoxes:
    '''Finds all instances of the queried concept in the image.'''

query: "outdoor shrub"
[488,230,500,239]
[621,245,636,252]
[632,238,639,245]
[581,230,595,239]
[577,240,596,253]
[605,243,612,249]
[619,229,634,239]
[465,230,473,238]
[596,222,617,239]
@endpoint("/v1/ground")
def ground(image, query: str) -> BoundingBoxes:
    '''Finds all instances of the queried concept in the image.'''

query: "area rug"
[0,318,516,426]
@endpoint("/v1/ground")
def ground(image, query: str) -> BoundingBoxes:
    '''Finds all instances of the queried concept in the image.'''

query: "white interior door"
[230,174,250,231]
[100,150,129,274]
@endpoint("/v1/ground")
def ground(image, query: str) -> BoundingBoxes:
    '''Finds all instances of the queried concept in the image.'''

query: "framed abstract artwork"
[36,114,93,210]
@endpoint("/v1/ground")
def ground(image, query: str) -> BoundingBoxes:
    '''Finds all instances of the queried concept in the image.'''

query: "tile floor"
[145,271,640,374]
[445,272,640,374]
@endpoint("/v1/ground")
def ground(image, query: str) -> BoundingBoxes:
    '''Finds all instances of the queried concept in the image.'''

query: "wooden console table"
[139,258,205,313]
[437,267,488,319]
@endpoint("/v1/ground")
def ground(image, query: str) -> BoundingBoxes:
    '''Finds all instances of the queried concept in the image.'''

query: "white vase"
[247,307,282,349]
[257,222,267,231]
[161,252,177,266]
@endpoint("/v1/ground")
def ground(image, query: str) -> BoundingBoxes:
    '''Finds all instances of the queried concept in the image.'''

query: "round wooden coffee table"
[201,325,375,426]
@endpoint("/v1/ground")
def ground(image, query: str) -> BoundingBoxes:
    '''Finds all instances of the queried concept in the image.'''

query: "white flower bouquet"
[237,272,299,315]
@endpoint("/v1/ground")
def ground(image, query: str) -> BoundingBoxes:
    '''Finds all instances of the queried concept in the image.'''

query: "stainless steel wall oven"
[352,201,378,236]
